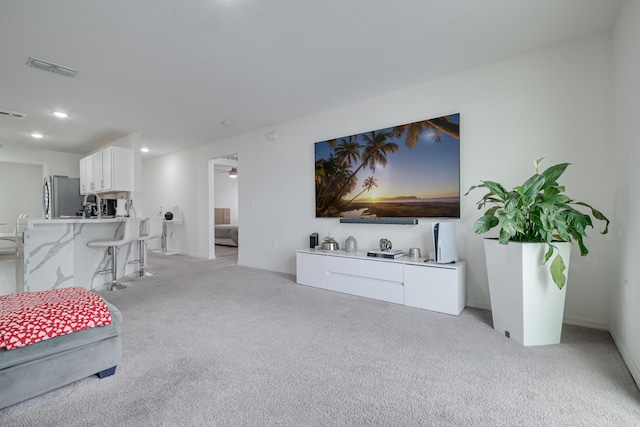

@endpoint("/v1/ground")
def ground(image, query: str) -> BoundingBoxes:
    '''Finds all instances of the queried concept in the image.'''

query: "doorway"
[208,154,239,262]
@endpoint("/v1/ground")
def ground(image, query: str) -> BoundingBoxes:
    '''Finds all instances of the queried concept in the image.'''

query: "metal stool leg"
[108,245,128,290]
[138,240,145,276]
[109,245,117,290]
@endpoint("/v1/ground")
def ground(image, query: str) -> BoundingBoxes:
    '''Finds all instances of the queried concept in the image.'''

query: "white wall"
[142,33,615,329]
[0,150,82,225]
[0,150,81,179]
[611,0,640,385]
[0,162,43,233]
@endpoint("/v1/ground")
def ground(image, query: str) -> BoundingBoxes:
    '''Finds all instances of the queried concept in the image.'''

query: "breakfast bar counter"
[16,218,141,292]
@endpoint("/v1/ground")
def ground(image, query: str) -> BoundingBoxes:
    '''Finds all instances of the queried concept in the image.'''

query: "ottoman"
[0,301,122,409]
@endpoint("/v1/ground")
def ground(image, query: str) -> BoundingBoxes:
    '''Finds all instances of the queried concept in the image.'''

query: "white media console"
[296,249,466,316]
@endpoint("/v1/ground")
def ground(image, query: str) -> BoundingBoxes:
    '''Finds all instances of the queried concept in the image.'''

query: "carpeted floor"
[1,252,639,426]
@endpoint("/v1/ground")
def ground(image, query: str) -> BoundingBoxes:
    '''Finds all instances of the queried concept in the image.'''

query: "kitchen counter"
[16,218,142,292]
[24,217,126,229]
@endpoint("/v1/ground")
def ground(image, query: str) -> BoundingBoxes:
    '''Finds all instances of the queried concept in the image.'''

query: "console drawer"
[327,273,404,304]
[326,256,403,282]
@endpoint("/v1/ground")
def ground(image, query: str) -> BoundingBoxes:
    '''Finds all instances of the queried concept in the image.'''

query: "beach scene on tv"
[315,113,460,218]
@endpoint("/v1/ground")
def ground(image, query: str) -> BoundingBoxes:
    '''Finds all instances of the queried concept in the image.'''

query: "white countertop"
[20,217,129,229]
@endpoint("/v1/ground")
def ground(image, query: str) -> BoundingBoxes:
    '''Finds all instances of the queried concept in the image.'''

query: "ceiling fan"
[215,166,238,178]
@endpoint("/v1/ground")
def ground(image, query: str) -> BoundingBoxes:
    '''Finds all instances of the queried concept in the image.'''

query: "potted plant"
[465,156,609,346]
[321,234,339,251]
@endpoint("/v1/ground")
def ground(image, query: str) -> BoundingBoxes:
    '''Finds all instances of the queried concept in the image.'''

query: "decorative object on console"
[367,249,403,259]
[345,236,357,253]
[409,248,421,258]
[465,155,610,346]
[314,113,460,219]
[164,212,174,220]
[379,238,392,251]
[432,221,458,264]
[321,234,339,251]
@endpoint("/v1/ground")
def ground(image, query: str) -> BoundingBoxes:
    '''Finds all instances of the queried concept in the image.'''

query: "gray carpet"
[2,253,639,426]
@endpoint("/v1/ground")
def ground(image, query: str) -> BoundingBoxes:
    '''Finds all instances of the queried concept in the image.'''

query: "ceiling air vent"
[26,57,78,78]
[0,109,27,119]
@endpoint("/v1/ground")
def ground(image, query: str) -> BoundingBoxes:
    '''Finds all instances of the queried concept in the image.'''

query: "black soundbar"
[339,218,418,225]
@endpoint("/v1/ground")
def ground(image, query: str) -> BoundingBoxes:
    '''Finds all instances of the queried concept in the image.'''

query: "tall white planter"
[484,239,571,346]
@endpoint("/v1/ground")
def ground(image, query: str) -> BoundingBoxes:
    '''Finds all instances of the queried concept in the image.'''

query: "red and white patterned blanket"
[0,287,111,351]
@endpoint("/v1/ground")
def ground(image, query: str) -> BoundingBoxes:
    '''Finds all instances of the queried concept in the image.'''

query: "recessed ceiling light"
[31,133,44,139]
[141,147,149,153]
[52,111,69,118]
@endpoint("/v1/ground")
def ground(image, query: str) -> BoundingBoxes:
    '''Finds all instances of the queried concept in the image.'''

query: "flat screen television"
[315,113,460,219]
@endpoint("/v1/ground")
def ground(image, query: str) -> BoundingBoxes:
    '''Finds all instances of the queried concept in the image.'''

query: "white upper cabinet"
[79,146,133,194]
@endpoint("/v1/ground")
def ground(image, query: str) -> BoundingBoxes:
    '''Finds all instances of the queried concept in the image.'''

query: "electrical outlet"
[624,280,629,298]
[272,240,277,249]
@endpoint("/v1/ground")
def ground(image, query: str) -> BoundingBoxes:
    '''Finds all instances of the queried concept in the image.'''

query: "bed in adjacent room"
[214,208,238,247]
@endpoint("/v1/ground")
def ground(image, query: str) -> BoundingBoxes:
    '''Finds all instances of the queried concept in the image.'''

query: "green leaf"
[534,155,546,173]
[498,228,511,245]
[473,215,499,234]
[497,211,523,238]
[484,206,500,216]
[522,174,545,199]
[542,193,570,205]
[464,183,486,196]
[553,219,571,242]
[574,201,610,235]
[544,244,554,263]
[540,163,570,190]
[550,253,567,289]
[481,180,508,199]
[572,232,588,256]
[504,192,522,212]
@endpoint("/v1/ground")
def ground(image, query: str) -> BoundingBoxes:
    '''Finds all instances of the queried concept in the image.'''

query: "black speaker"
[310,233,319,248]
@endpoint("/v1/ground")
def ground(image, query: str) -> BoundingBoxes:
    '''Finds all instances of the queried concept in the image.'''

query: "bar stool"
[137,216,163,276]
[87,218,142,290]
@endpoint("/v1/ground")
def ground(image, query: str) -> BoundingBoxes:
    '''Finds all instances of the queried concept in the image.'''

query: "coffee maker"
[102,199,117,216]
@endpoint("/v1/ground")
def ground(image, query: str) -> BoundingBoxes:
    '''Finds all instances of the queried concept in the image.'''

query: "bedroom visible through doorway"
[209,154,239,261]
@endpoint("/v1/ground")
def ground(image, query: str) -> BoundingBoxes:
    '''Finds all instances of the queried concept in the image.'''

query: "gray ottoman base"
[0,301,122,409]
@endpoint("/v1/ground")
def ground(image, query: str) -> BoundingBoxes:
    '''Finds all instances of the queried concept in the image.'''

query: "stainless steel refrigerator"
[42,176,85,219]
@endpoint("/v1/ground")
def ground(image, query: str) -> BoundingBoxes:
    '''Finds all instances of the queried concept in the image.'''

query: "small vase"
[345,236,357,253]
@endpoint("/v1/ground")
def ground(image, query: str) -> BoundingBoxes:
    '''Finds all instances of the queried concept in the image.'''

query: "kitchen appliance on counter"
[42,176,85,219]
[115,199,127,217]
[103,199,118,216]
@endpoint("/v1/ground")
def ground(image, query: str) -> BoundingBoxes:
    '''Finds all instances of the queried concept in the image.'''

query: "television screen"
[315,113,460,218]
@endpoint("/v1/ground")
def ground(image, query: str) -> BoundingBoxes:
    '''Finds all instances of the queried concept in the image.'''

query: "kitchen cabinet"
[80,146,133,194]
[80,156,91,194]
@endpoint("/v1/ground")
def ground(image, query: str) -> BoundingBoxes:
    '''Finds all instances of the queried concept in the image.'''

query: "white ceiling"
[0,0,622,159]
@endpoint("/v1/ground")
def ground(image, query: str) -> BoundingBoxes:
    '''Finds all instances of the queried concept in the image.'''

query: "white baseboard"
[465,300,491,311]
[239,261,295,277]
[465,301,609,330]
[610,329,640,388]
[562,315,609,331]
